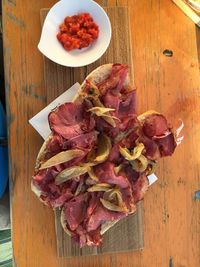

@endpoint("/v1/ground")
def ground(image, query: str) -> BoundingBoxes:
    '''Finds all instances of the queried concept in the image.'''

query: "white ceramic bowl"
[38,0,112,67]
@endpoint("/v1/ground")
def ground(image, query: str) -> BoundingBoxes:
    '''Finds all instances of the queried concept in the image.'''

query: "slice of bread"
[32,64,132,237]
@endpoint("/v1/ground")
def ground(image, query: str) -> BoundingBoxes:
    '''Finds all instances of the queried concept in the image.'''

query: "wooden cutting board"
[41,6,144,257]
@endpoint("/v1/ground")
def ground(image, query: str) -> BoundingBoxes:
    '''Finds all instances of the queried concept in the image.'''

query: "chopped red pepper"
[57,13,99,51]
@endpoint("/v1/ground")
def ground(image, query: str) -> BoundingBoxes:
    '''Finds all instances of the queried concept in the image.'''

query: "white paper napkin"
[29,83,158,186]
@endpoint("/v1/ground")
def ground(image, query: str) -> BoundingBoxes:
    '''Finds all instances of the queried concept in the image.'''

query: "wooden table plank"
[2,0,200,266]
[130,1,200,266]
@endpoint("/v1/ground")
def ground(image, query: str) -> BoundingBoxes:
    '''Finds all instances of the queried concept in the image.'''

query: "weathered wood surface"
[40,6,143,257]
[2,0,200,266]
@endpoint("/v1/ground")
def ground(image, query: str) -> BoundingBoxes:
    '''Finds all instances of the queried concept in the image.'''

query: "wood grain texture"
[2,0,200,266]
[41,7,142,257]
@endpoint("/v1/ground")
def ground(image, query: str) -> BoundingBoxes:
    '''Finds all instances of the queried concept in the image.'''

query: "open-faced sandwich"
[32,64,183,247]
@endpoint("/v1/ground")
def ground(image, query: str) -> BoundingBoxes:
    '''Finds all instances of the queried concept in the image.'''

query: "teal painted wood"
[0,230,13,267]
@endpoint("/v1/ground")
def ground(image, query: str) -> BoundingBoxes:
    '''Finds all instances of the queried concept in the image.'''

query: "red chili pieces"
[57,13,99,51]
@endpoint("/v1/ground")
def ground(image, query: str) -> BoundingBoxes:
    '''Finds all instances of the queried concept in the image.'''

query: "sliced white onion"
[175,120,184,138]
[176,136,184,146]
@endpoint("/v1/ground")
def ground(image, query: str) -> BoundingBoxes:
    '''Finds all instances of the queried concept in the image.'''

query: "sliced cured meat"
[156,133,176,157]
[95,113,135,139]
[121,130,139,149]
[108,130,139,163]
[112,64,129,93]
[118,90,136,118]
[86,192,100,219]
[83,229,102,247]
[48,103,95,139]
[64,131,98,150]
[139,135,161,160]
[61,153,88,169]
[122,164,140,183]
[142,114,169,138]
[87,205,126,232]
[108,143,121,163]
[120,187,136,214]
[95,117,120,138]
[82,98,94,110]
[131,175,149,203]
[32,164,86,208]
[46,190,73,208]
[102,91,120,110]
[48,132,98,169]
[118,116,136,132]
[62,194,88,231]
[32,167,74,208]
[101,90,136,133]
[33,167,58,186]
[72,225,102,247]
[139,131,176,160]
[45,134,65,159]
[95,162,130,188]
[97,64,128,95]
[71,226,87,247]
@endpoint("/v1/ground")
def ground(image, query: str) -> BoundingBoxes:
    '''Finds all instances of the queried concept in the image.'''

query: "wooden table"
[3,0,200,266]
